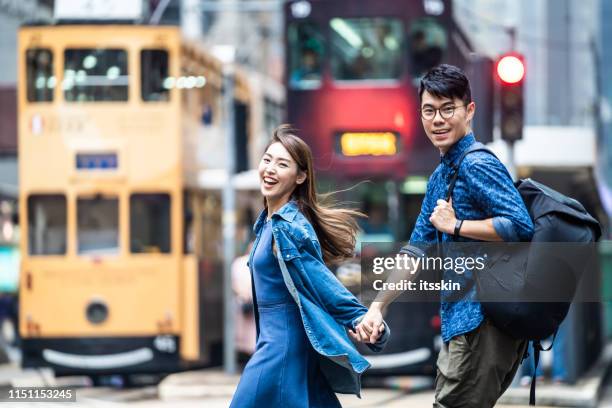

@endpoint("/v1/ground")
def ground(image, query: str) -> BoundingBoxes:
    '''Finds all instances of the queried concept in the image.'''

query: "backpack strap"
[529,341,540,406]
[436,142,497,244]
[529,332,557,406]
[445,142,497,201]
[435,142,498,301]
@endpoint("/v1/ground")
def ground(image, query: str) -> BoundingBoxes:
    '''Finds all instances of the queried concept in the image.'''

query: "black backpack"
[444,142,601,405]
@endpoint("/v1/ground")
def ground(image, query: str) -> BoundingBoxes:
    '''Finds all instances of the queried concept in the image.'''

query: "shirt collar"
[440,132,476,168]
[253,200,299,234]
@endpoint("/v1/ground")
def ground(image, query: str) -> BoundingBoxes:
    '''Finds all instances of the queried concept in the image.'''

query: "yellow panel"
[20,257,180,337]
[180,255,200,361]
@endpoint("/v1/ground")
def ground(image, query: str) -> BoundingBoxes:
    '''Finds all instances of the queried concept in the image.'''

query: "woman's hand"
[349,303,385,344]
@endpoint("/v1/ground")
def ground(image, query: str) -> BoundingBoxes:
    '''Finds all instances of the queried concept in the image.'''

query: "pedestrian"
[229,124,389,408]
[231,242,256,361]
[355,64,535,407]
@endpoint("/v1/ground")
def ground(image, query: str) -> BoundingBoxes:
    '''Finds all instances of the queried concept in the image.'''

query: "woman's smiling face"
[258,142,306,202]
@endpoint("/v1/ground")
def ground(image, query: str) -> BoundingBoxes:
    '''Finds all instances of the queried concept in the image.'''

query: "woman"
[230,125,389,408]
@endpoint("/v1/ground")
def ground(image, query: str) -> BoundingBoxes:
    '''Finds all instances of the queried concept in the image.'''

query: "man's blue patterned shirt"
[409,133,534,342]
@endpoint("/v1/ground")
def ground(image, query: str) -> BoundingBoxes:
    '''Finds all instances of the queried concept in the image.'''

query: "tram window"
[26,49,55,102]
[77,197,119,255]
[183,191,194,254]
[63,49,128,102]
[27,195,66,255]
[141,49,170,102]
[287,22,324,89]
[130,194,170,254]
[330,18,403,81]
[409,18,447,79]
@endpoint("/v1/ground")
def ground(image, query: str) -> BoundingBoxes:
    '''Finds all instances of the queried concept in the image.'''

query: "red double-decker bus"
[284,0,483,377]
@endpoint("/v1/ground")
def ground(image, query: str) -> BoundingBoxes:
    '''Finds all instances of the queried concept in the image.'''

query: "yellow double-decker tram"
[18,23,263,377]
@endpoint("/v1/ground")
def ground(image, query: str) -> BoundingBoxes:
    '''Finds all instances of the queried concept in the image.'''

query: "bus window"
[130,194,170,254]
[27,195,66,255]
[26,49,54,102]
[63,49,128,102]
[409,18,447,79]
[287,22,324,89]
[141,49,170,102]
[330,18,403,81]
[77,196,119,255]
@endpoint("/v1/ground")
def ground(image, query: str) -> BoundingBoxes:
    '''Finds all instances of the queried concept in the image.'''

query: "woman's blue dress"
[230,220,342,408]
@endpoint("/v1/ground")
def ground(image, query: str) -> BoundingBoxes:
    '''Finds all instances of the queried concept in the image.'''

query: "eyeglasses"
[420,104,468,121]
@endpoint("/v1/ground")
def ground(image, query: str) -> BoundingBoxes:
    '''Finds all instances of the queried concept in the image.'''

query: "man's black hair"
[419,64,472,105]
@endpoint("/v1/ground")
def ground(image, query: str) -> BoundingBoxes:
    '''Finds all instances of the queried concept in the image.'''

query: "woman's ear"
[296,171,307,185]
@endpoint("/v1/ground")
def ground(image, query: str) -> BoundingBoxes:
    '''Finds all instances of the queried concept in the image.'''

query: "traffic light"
[496,53,525,142]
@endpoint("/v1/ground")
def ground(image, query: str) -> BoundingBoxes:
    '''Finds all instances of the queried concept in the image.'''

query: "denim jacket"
[249,200,390,397]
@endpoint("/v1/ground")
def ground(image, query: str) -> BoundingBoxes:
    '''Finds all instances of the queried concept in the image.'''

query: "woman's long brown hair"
[265,124,365,265]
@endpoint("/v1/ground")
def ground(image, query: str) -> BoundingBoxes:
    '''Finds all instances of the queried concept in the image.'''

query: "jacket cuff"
[492,216,519,242]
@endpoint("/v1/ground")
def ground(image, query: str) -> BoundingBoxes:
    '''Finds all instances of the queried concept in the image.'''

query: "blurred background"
[0,0,612,406]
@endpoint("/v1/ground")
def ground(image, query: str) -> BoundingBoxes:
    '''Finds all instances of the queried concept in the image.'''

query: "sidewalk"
[158,368,552,407]
[0,362,55,387]
[498,343,612,408]
[159,343,612,408]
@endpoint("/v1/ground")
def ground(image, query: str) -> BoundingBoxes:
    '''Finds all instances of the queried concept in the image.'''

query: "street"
[0,380,549,407]
[0,357,595,408]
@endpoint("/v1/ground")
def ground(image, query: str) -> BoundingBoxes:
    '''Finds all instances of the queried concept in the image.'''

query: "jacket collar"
[253,200,299,234]
[440,132,476,169]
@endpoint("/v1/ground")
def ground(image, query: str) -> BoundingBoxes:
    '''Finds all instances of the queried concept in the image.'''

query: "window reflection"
[26,49,54,102]
[64,49,128,102]
[141,49,170,102]
[77,196,119,255]
[330,18,403,81]
[27,194,66,255]
[130,193,171,254]
[409,18,447,79]
[288,22,324,89]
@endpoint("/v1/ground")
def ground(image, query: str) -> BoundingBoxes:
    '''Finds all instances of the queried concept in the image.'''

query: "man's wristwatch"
[454,219,464,239]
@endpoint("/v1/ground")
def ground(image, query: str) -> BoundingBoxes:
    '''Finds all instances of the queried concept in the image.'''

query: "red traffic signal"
[496,54,525,84]
[497,53,525,142]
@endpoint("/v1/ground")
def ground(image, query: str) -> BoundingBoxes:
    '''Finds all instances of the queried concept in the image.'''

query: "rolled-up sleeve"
[492,216,520,241]
[465,157,534,242]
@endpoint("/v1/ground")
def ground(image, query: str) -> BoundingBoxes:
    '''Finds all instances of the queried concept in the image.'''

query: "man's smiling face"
[420,90,475,155]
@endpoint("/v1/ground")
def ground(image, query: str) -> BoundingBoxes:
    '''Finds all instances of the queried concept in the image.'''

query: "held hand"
[429,198,457,235]
[352,305,385,344]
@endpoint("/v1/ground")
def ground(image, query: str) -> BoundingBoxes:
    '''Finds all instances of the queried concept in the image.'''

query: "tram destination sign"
[76,153,118,170]
[337,132,398,157]
[54,0,143,20]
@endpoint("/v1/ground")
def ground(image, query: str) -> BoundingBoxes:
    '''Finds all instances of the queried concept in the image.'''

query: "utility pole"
[504,27,519,180]
[222,60,237,375]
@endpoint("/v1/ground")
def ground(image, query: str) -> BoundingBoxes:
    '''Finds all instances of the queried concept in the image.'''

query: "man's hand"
[430,198,457,235]
[349,302,385,344]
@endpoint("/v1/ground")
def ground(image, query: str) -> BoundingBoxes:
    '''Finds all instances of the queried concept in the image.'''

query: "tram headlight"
[86,300,109,324]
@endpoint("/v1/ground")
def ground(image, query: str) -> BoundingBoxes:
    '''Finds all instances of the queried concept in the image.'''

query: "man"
[354,64,534,407]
